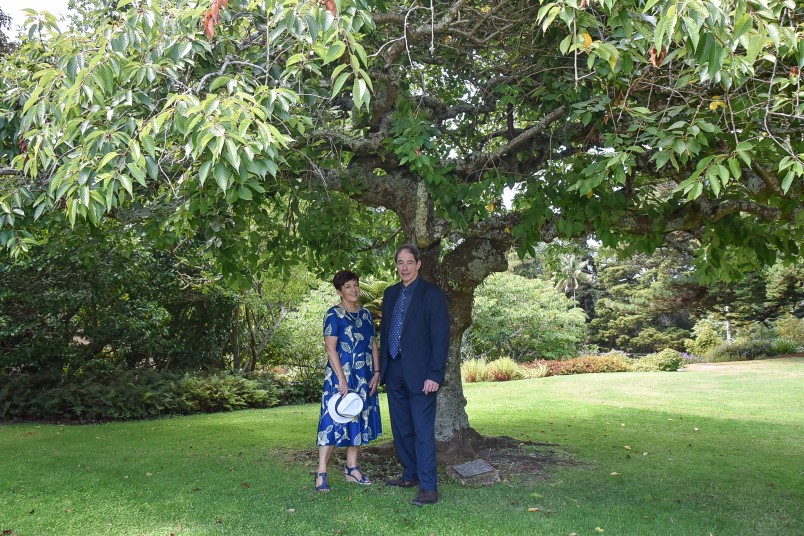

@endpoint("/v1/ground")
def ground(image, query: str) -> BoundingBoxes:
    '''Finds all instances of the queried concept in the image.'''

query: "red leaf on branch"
[322,0,337,15]
[201,0,229,41]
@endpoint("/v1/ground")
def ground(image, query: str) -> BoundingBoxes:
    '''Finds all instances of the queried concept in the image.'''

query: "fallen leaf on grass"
[595,528,605,533]
[527,507,539,512]
[287,508,295,513]
[623,445,631,450]
[146,472,153,477]
[694,428,699,431]
[610,472,620,476]
[241,482,251,489]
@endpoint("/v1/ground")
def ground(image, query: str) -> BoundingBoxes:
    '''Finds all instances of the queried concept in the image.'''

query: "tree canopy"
[1,0,802,444]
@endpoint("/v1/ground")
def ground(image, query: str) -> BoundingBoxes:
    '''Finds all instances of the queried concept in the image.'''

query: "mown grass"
[1,358,802,535]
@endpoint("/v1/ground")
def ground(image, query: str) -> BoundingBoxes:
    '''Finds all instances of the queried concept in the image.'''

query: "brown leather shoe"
[385,477,420,488]
[411,489,439,506]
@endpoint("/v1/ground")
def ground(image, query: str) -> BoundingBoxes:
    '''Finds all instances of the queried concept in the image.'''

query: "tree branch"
[456,105,566,175]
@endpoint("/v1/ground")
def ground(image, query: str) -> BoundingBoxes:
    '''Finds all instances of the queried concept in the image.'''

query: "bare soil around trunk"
[294,430,582,484]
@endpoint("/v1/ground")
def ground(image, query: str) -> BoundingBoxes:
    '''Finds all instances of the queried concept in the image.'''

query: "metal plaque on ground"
[447,459,500,486]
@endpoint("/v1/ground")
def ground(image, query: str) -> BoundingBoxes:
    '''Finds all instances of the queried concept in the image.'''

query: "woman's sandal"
[315,472,330,492]
[345,465,372,485]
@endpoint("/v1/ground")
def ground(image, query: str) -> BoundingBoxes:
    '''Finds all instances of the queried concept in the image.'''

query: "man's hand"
[422,379,440,395]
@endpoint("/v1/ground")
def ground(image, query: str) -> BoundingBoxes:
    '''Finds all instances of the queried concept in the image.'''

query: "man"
[380,244,450,506]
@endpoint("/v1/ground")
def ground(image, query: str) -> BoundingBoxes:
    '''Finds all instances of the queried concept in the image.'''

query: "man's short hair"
[395,243,421,263]
[332,270,359,291]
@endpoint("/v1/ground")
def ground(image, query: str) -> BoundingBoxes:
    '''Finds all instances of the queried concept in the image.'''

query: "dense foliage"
[0,367,283,421]
[0,225,235,372]
[466,272,588,361]
[264,281,338,383]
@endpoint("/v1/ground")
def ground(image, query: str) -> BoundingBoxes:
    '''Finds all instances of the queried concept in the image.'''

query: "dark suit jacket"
[380,278,450,390]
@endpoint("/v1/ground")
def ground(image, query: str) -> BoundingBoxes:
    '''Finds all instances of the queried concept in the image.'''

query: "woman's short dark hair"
[332,270,359,291]
[394,243,421,263]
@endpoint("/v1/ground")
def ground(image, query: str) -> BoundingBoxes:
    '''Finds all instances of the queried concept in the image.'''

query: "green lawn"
[2,358,802,535]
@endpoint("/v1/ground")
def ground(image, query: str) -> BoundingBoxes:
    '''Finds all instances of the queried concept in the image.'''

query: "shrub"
[707,340,775,362]
[774,314,804,346]
[486,358,524,382]
[461,358,527,383]
[681,352,705,365]
[276,374,324,405]
[531,351,631,376]
[771,338,802,355]
[0,368,283,422]
[684,321,724,357]
[522,362,550,379]
[264,282,336,383]
[629,349,683,372]
[462,359,491,383]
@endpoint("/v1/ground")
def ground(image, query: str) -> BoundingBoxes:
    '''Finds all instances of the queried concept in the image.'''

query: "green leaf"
[126,163,147,186]
[286,53,305,67]
[727,158,741,180]
[324,42,346,64]
[209,75,232,92]
[238,186,252,200]
[214,162,229,192]
[198,160,212,186]
[780,171,795,194]
[141,135,157,157]
[332,71,350,97]
[98,151,119,169]
[119,174,134,196]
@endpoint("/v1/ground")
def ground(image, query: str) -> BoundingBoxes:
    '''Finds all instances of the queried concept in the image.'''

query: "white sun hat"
[327,392,364,424]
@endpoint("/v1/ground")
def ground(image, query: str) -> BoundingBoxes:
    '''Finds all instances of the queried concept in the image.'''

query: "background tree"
[589,246,698,353]
[552,253,593,302]
[466,272,588,362]
[1,0,802,451]
[0,7,15,56]
[0,223,235,372]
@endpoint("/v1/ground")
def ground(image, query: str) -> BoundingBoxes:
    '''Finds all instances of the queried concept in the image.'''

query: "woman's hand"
[369,371,379,396]
[337,376,349,396]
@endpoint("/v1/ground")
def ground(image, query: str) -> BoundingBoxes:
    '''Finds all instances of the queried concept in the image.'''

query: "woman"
[315,270,382,491]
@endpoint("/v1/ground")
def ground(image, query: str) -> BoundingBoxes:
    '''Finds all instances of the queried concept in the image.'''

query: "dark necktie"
[388,286,407,359]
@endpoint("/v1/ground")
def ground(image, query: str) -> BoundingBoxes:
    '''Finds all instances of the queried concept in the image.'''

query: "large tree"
[1,0,802,449]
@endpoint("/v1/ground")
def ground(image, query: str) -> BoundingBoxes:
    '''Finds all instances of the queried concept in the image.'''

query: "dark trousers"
[385,354,438,491]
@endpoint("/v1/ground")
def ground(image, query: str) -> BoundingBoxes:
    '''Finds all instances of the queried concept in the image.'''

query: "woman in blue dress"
[315,270,382,491]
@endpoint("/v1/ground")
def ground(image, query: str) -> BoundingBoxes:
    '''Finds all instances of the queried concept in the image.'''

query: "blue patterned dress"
[317,305,382,446]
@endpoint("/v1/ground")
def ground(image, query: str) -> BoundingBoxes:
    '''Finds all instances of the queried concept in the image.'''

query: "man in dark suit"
[380,244,450,506]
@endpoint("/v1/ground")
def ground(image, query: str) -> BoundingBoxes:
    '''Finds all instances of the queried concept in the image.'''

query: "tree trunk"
[245,306,259,372]
[231,304,242,371]
[426,236,511,456]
